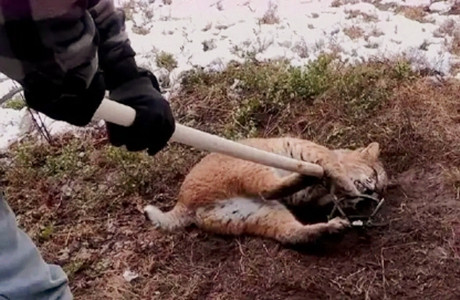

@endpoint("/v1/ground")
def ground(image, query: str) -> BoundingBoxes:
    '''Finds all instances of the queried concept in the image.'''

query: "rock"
[429,1,452,14]
[123,269,139,282]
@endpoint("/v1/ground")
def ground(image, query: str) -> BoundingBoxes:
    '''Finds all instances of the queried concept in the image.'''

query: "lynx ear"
[360,142,380,160]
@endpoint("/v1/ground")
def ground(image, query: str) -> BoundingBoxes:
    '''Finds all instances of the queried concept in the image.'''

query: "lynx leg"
[261,173,322,200]
[195,197,350,244]
[245,170,320,200]
[195,197,264,235]
[144,203,193,231]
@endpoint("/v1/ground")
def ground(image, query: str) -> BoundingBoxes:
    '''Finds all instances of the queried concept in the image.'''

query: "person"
[0,1,175,299]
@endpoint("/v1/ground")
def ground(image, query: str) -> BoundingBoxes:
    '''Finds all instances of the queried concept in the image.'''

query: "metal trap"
[327,193,386,228]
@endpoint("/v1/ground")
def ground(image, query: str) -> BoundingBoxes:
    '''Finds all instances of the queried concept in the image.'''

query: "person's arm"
[88,0,141,90]
[0,1,105,126]
[0,1,175,155]
[89,0,175,155]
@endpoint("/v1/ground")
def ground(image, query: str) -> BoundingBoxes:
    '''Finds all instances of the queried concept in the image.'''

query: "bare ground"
[1,62,459,299]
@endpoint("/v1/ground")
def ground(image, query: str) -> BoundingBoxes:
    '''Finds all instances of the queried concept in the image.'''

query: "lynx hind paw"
[143,205,162,229]
[326,217,350,234]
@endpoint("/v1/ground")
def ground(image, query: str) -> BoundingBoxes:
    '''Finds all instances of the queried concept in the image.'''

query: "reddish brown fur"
[144,137,388,244]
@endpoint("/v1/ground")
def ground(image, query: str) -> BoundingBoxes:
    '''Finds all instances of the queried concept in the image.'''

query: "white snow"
[0,106,87,151]
[429,1,454,14]
[0,77,17,97]
[381,0,431,7]
[0,108,29,150]
[1,0,459,152]
[123,0,459,77]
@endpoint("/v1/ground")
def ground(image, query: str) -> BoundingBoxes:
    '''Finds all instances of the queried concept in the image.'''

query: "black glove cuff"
[108,77,159,102]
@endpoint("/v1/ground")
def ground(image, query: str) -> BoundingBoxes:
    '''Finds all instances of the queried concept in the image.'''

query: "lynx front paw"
[326,217,350,234]
[324,164,360,196]
[336,177,361,196]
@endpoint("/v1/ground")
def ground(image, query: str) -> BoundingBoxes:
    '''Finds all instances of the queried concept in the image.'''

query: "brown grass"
[331,0,359,7]
[432,18,460,55]
[2,59,460,299]
[343,26,364,40]
[259,2,280,25]
[345,9,379,22]
[398,6,428,22]
[434,18,458,37]
[452,34,460,55]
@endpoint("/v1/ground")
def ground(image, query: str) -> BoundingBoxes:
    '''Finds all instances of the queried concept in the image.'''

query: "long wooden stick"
[93,98,324,178]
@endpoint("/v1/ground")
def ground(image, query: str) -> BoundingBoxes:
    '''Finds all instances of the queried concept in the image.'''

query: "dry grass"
[155,51,178,71]
[368,27,384,38]
[132,26,150,35]
[292,40,309,58]
[452,34,460,55]
[259,2,280,25]
[398,6,428,22]
[331,0,359,7]
[345,9,379,22]
[2,57,460,299]
[444,167,460,199]
[433,18,460,55]
[434,18,459,37]
[331,0,342,7]
[175,55,338,139]
[343,26,365,40]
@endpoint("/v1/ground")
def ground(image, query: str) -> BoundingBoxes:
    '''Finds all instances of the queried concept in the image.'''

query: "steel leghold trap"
[327,192,386,228]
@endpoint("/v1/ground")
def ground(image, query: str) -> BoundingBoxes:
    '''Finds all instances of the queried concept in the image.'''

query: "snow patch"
[429,1,454,14]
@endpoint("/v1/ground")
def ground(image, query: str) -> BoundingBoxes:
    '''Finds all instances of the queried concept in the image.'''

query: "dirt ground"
[2,63,460,299]
[70,166,460,300]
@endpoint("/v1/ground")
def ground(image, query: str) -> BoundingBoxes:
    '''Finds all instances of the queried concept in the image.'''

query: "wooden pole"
[93,98,324,178]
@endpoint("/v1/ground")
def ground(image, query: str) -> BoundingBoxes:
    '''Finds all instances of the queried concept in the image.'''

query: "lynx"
[145,137,388,244]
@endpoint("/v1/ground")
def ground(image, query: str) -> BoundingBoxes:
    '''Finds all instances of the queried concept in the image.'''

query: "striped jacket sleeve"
[89,0,140,90]
[0,0,99,88]
[0,0,137,87]
[0,0,140,125]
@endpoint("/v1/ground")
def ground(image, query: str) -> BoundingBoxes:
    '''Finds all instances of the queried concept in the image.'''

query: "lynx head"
[335,142,388,196]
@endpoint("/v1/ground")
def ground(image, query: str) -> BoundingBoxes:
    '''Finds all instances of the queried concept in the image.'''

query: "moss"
[156,51,178,71]
[3,96,26,110]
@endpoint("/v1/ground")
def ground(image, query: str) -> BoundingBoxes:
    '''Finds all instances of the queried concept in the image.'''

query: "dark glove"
[105,70,175,156]
[23,71,105,126]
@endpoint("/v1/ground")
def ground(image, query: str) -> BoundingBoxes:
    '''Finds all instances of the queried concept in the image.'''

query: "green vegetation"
[177,55,417,141]
[156,51,178,71]
[1,55,459,299]
[3,96,26,110]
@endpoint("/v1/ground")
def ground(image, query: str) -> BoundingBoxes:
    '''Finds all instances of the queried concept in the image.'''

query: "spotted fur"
[144,137,388,244]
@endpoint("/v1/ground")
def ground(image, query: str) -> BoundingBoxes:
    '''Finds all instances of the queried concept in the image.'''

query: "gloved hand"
[105,68,175,156]
[23,71,106,127]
